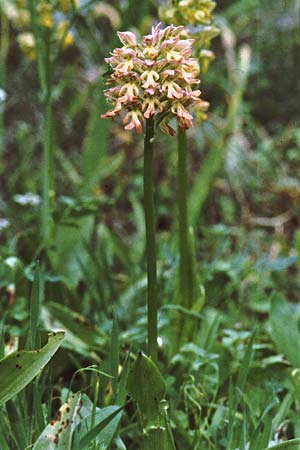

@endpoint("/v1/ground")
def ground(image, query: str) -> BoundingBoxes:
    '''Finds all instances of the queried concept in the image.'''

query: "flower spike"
[101,24,204,135]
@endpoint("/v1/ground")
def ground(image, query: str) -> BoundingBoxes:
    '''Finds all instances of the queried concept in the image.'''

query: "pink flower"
[171,102,193,129]
[101,23,205,134]
[117,31,137,47]
[142,97,163,118]
[162,80,184,99]
[123,110,144,133]
[141,69,160,90]
[119,82,140,101]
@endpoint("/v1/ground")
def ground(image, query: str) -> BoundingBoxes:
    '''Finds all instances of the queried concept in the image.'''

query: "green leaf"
[0,332,64,405]
[117,351,131,406]
[79,406,123,448]
[45,302,106,352]
[0,426,10,450]
[126,352,166,424]
[110,311,120,402]
[264,439,300,449]
[81,83,111,193]
[272,393,293,433]
[29,262,42,350]
[50,215,94,287]
[236,332,255,392]
[248,398,278,450]
[32,392,81,450]
[0,312,7,359]
[141,426,176,450]
[269,293,300,367]
[126,353,176,450]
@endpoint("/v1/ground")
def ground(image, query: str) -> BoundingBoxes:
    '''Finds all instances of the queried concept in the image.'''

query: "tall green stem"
[177,130,193,309]
[27,0,55,247]
[0,10,9,157]
[144,118,158,365]
[42,92,55,246]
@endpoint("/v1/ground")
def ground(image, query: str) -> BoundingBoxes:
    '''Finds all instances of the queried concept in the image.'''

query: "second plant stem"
[144,117,158,365]
[28,0,55,247]
[42,92,55,246]
[177,130,192,309]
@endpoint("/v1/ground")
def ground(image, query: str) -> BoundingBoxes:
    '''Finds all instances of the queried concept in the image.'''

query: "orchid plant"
[102,23,206,364]
[101,23,206,448]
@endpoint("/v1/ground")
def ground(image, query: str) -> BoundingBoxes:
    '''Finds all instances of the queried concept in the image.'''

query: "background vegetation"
[0,0,299,449]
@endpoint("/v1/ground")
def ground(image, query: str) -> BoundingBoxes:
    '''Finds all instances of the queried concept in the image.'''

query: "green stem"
[42,92,55,246]
[177,130,192,309]
[27,0,55,247]
[0,9,9,158]
[144,118,158,365]
[27,0,47,97]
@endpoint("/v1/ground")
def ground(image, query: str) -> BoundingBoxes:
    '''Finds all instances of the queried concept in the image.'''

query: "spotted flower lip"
[101,23,205,135]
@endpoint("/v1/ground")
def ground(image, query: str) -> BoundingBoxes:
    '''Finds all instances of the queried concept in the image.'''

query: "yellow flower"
[159,0,219,121]
[160,0,217,26]
[57,21,74,48]
[37,3,53,28]
[17,32,35,60]
[57,0,79,14]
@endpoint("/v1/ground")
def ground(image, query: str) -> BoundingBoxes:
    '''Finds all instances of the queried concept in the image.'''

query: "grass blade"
[110,310,120,402]
[236,332,255,392]
[29,262,42,350]
[79,406,123,448]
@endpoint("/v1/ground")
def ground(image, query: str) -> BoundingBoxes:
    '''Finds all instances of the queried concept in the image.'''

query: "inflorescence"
[101,23,209,135]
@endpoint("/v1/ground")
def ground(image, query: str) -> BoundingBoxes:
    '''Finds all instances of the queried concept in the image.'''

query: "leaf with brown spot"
[32,392,82,450]
[0,332,64,405]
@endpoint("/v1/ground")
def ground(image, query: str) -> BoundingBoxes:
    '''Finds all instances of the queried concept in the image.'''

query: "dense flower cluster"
[101,24,208,135]
[159,0,219,74]
[160,0,216,26]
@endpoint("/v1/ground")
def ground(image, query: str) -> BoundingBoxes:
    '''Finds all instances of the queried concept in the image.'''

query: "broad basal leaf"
[269,293,300,367]
[0,331,64,405]
[126,352,166,424]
